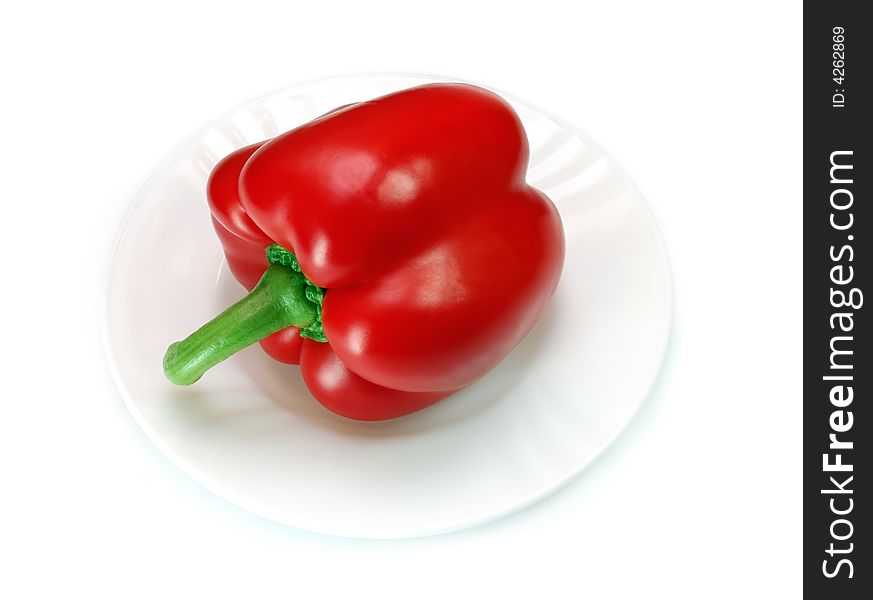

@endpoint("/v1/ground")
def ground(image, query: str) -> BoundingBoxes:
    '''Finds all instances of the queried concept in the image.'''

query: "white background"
[0,1,801,598]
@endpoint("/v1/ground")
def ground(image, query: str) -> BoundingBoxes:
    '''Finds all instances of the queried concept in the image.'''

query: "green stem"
[163,264,318,385]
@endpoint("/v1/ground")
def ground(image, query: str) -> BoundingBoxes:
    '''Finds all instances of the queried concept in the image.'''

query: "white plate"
[104,74,673,538]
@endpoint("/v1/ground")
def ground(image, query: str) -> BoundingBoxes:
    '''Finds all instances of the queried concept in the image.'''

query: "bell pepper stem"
[163,264,318,385]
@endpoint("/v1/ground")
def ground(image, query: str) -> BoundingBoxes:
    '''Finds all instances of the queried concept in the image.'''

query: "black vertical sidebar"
[804,2,870,597]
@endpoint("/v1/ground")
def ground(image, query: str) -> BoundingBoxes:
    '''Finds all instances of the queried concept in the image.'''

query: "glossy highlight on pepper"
[163,83,565,420]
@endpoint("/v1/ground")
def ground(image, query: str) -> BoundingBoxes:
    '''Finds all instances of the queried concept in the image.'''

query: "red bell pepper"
[163,83,565,420]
